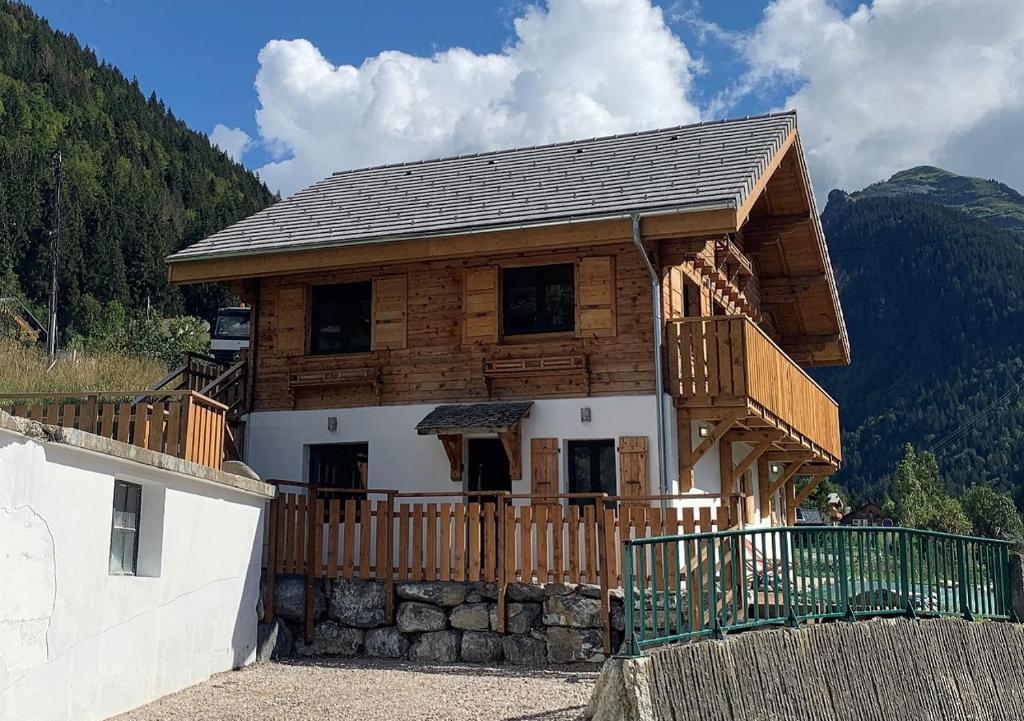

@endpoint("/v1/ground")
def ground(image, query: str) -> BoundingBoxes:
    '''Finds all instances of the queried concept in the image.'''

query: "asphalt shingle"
[169,113,797,262]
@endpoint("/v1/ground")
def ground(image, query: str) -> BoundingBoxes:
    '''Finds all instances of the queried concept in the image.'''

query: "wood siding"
[252,242,657,411]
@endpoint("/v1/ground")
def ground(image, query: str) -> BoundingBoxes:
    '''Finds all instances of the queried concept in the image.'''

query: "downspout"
[630,213,670,506]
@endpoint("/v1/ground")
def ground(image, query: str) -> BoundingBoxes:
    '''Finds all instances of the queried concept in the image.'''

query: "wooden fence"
[0,390,228,469]
[263,487,736,653]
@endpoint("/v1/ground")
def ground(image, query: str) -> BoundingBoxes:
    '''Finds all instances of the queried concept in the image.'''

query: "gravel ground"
[112,658,599,721]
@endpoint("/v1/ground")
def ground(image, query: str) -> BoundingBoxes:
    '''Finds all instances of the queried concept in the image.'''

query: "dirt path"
[113,658,598,721]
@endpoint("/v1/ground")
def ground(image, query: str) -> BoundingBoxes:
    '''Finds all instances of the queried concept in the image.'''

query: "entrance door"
[467,438,512,501]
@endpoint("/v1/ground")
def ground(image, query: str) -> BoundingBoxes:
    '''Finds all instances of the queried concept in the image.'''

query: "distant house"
[165,111,849,528]
[843,502,888,526]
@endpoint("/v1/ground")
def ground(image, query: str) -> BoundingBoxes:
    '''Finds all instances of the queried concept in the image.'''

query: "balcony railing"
[0,390,228,469]
[666,316,841,462]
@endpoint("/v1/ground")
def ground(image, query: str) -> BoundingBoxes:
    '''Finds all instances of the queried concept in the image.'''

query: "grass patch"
[0,341,166,396]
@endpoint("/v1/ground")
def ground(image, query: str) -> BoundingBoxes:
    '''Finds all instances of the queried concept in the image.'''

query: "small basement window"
[109,480,142,575]
[567,440,617,507]
[310,282,372,354]
[502,263,575,335]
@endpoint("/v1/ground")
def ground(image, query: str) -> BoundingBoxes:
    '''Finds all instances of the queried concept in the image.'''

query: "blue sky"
[24,0,1024,198]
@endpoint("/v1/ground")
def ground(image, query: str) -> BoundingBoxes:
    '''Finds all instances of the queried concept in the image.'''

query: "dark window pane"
[311,282,372,354]
[568,440,616,508]
[110,481,141,575]
[502,263,575,335]
[310,443,370,520]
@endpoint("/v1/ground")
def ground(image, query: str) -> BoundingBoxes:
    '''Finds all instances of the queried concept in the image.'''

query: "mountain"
[816,166,1024,507]
[0,1,276,331]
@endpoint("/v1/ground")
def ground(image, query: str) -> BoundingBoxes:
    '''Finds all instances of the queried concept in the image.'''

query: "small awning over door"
[416,401,533,482]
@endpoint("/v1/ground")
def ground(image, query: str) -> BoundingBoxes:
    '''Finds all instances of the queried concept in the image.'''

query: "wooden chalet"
[163,111,848,530]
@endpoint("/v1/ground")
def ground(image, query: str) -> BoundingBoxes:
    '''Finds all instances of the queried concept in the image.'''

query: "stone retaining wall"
[258,575,625,665]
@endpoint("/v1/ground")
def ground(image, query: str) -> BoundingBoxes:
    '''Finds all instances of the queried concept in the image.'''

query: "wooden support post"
[438,434,463,482]
[794,474,828,507]
[264,494,279,622]
[757,457,771,522]
[495,493,509,634]
[595,496,612,656]
[498,424,523,481]
[677,414,694,492]
[385,492,396,624]
[304,485,319,643]
[785,479,797,526]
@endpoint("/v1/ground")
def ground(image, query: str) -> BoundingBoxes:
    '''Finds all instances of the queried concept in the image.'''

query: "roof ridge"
[326,111,798,179]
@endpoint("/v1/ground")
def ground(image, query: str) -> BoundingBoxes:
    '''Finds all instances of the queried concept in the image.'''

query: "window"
[212,309,251,340]
[310,443,370,517]
[502,263,575,335]
[567,440,617,506]
[109,481,142,575]
[310,282,372,354]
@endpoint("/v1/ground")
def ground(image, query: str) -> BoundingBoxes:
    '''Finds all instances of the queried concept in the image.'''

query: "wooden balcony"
[666,316,841,466]
[0,390,228,469]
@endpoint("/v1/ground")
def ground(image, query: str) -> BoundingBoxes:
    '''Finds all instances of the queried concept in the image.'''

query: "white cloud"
[209,124,253,162]
[735,0,1024,197]
[251,0,701,196]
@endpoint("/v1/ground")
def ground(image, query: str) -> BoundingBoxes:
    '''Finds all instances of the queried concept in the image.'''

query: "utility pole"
[48,149,62,362]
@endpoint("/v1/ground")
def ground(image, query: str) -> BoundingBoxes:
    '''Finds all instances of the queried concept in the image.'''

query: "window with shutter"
[576,256,616,337]
[371,275,408,350]
[463,267,499,344]
[530,437,559,503]
[276,286,307,356]
[617,436,649,504]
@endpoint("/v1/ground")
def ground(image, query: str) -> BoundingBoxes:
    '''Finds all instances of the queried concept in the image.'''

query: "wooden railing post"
[496,492,509,634]
[264,495,279,623]
[304,484,320,643]
[385,492,396,624]
[595,494,612,656]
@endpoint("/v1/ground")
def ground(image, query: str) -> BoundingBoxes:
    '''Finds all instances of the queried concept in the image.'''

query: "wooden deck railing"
[667,316,842,460]
[263,486,735,652]
[0,390,228,469]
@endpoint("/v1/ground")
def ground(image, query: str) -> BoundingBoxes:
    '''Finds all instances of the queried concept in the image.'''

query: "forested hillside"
[816,167,1024,507]
[0,1,275,333]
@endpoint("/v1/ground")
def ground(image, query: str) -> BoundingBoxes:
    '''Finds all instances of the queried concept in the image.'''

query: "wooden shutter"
[577,256,616,337]
[371,274,408,350]
[530,438,559,503]
[618,436,649,503]
[463,267,499,344]
[276,286,306,356]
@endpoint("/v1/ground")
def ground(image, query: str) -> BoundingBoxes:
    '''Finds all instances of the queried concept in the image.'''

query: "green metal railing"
[622,526,1014,654]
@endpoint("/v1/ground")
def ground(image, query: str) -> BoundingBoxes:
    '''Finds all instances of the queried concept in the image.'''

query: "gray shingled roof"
[416,402,534,435]
[170,113,798,263]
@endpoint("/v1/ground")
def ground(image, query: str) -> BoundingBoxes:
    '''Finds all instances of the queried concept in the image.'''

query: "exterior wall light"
[770,463,781,474]
[698,424,710,437]
[327,416,338,432]
[580,407,592,423]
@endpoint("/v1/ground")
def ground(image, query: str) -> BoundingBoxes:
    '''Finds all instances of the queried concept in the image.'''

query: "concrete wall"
[246,395,737,510]
[588,618,1024,721]
[0,415,274,721]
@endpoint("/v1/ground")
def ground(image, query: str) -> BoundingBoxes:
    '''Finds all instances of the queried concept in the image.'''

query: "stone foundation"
[260,575,624,665]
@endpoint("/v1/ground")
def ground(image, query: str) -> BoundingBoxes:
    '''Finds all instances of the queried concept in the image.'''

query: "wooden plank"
[439,504,452,581]
[583,505,597,584]
[520,505,533,584]
[425,503,438,582]
[698,506,712,535]
[148,402,166,452]
[295,494,308,574]
[568,505,581,584]
[483,503,496,582]
[398,504,411,580]
[551,503,564,584]
[284,494,296,574]
[468,502,481,582]
[343,498,357,578]
[116,403,132,443]
[374,501,387,579]
[535,504,548,584]
[277,494,291,573]
[411,504,424,581]
[453,503,466,582]
[327,499,340,578]
[44,403,58,425]
[504,504,517,583]
[359,499,372,580]
[131,404,149,448]
[650,507,663,591]
[61,403,76,429]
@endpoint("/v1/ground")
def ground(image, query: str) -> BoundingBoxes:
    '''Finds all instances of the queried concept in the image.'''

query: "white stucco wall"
[245,395,729,506]
[0,426,269,721]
